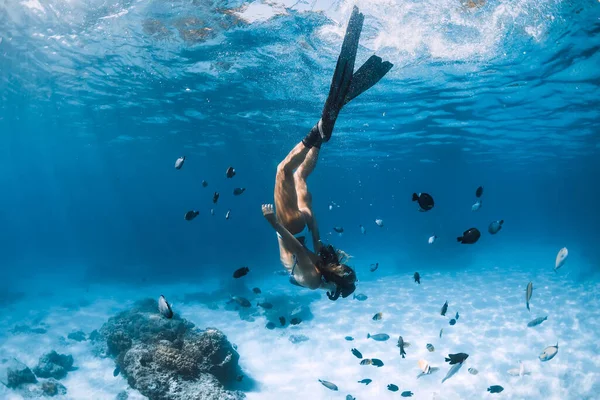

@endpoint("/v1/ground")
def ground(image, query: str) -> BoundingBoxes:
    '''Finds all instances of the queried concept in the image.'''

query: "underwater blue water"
[0,0,599,399]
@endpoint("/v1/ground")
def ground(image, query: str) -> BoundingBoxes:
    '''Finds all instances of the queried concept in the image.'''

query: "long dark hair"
[318,244,357,300]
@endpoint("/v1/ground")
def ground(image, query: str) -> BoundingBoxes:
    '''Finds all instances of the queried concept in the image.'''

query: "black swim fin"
[318,6,364,142]
[306,6,393,146]
[344,55,393,105]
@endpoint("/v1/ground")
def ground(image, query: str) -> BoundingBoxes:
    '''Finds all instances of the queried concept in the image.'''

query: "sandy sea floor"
[1,263,599,400]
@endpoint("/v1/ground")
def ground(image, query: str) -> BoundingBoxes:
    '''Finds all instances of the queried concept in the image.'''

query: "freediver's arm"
[262,204,305,255]
[306,213,323,253]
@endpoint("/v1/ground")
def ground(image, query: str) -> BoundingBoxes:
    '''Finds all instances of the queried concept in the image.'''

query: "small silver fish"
[418,359,430,374]
[471,199,482,211]
[230,296,251,308]
[426,343,435,352]
[442,361,464,383]
[526,282,533,311]
[367,333,390,341]
[439,328,443,338]
[554,247,568,272]
[375,219,384,227]
[428,235,437,244]
[360,225,366,234]
[539,343,559,361]
[527,316,547,327]
[468,367,478,375]
[225,210,231,220]
[318,379,338,391]
[488,220,504,234]
[158,295,173,319]
[174,156,185,169]
[353,293,368,301]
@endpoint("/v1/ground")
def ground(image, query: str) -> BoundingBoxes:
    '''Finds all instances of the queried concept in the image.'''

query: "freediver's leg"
[294,146,322,252]
[274,142,310,232]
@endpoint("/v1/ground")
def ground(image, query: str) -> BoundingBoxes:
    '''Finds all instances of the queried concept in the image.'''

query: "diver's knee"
[277,161,292,177]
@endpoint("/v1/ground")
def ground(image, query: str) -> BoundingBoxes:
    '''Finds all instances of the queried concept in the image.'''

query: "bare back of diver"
[262,6,393,300]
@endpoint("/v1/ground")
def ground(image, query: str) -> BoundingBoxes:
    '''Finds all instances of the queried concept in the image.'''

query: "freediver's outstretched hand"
[326,285,342,301]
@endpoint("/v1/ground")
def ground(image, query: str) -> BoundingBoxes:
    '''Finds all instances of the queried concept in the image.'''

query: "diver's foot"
[262,204,276,223]
[317,119,330,142]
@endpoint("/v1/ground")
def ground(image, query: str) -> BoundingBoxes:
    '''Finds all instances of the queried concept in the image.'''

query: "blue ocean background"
[1,0,599,399]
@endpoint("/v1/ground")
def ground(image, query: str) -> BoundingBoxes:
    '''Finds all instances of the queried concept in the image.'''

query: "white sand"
[1,265,598,400]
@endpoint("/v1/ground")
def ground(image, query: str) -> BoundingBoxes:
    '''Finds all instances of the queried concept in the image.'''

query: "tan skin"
[262,142,332,290]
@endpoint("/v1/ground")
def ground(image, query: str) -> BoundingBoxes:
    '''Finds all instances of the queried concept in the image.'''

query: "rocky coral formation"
[0,358,37,388]
[67,330,87,342]
[0,359,69,397]
[11,324,47,335]
[40,378,67,396]
[91,298,244,400]
[33,351,75,379]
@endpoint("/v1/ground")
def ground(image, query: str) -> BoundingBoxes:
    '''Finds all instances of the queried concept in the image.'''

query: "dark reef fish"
[358,379,372,385]
[351,348,363,359]
[412,192,434,211]
[290,317,302,325]
[372,312,382,321]
[457,228,480,244]
[441,301,448,316]
[257,302,273,309]
[449,319,456,326]
[184,210,199,221]
[370,263,379,272]
[233,267,249,278]
[212,192,220,204]
[476,186,483,198]
[387,384,399,392]
[229,296,251,308]
[158,295,173,319]
[413,272,421,284]
[333,226,344,234]
[279,316,286,326]
[487,385,504,394]
[252,287,261,294]
[445,353,469,365]
[397,336,407,358]
[226,166,236,178]
[371,359,384,367]
[233,187,246,195]
[202,180,208,187]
